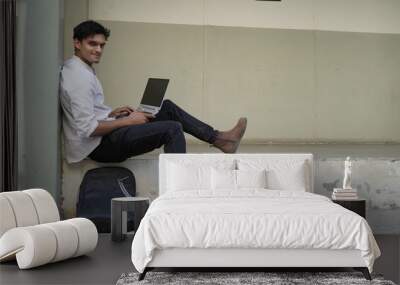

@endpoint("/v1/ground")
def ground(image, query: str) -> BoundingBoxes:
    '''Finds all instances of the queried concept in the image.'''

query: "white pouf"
[0,189,98,269]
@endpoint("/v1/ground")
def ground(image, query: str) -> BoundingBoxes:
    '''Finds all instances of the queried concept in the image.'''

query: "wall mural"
[316,158,400,234]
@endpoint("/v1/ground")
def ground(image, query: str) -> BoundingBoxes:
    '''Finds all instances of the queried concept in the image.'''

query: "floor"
[0,234,135,285]
[0,234,399,285]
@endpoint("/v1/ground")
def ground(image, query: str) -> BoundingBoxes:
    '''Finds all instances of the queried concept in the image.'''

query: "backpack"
[76,167,136,233]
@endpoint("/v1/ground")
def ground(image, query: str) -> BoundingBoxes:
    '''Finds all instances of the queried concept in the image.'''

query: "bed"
[131,154,380,280]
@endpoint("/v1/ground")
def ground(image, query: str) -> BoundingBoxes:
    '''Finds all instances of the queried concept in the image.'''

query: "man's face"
[74,34,106,65]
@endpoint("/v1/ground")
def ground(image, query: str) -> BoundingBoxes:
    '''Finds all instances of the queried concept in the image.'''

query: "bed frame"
[140,248,370,280]
[138,154,372,281]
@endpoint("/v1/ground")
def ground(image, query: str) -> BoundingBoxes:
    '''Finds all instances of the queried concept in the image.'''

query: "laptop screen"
[140,78,169,107]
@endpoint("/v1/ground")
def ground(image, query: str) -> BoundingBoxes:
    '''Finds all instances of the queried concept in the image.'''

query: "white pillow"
[238,159,308,191]
[167,163,211,191]
[236,169,267,189]
[211,169,268,190]
[211,168,236,190]
[166,159,236,192]
[267,169,306,191]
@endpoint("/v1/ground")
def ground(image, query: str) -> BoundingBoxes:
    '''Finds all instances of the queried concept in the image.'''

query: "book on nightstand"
[332,188,359,200]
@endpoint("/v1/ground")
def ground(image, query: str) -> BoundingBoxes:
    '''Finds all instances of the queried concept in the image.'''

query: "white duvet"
[131,190,380,273]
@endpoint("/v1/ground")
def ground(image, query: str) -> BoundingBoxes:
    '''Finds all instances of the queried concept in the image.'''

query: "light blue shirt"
[59,56,114,163]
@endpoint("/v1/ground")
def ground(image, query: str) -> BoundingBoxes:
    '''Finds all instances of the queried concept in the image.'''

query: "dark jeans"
[89,100,218,162]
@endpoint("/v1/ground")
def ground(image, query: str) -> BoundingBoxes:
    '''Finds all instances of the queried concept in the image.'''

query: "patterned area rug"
[116,271,396,285]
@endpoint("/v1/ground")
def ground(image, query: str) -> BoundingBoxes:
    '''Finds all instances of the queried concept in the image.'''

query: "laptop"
[136,78,169,115]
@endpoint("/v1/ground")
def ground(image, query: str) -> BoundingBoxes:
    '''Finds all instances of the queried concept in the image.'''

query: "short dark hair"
[73,20,110,41]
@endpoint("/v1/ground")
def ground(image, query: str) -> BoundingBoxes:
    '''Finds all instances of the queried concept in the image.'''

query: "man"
[59,20,247,163]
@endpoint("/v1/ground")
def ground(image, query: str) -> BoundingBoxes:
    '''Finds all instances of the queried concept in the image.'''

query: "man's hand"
[122,111,155,125]
[108,106,134,118]
[91,111,155,137]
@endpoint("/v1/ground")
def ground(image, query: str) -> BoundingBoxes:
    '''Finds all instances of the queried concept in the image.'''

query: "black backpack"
[76,167,136,233]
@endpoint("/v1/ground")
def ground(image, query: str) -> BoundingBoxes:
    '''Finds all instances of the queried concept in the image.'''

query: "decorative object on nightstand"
[342,156,352,190]
[332,156,359,200]
[111,197,150,242]
[332,199,366,218]
[332,188,359,200]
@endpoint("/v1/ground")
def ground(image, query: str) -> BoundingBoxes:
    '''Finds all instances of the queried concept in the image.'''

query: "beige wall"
[64,0,400,143]
[61,5,400,277]
[64,0,88,58]
[88,0,400,34]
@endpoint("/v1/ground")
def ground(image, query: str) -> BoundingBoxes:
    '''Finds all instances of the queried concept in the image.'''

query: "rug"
[116,271,396,285]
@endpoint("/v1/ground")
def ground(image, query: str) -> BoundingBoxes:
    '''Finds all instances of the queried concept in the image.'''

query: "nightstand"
[111,197,150,242]
[332,199,366,218]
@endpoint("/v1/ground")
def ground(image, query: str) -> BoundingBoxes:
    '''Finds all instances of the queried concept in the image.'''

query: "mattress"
[131,190,380,273]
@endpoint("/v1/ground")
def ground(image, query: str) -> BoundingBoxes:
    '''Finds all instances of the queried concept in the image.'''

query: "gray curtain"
[0,0,17,192]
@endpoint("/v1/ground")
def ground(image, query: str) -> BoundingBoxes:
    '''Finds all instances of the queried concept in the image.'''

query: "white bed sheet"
[131,190,380,273]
